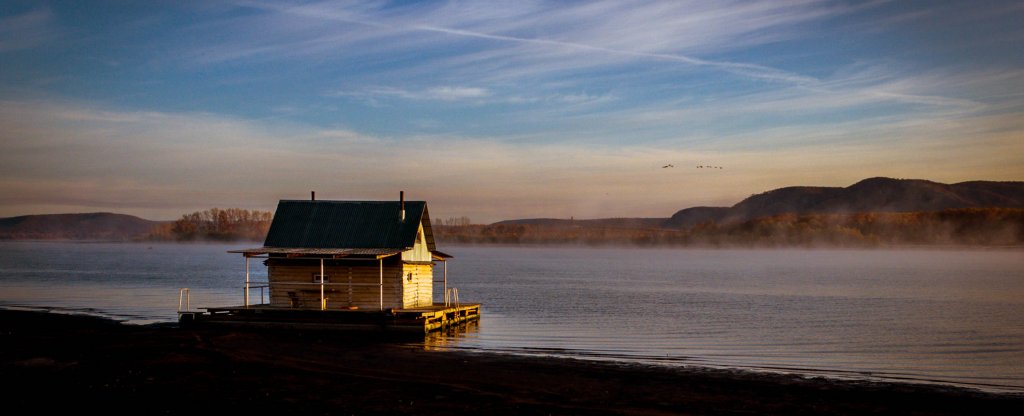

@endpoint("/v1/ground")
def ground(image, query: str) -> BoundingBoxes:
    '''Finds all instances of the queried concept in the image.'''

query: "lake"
[1,241,1022,392]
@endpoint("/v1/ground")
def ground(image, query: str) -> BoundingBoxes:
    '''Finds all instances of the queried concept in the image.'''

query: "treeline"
[435,223,686,246]
[433,208,1024,247]
[148,208,272,241]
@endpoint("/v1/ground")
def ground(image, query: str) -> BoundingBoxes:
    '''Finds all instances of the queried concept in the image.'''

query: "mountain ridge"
[0,212,164,241]
[491,178,1024,229]
[666,177,1024,228]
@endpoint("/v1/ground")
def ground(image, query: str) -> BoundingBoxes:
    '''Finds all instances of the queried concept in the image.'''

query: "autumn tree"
[152,208,273,241]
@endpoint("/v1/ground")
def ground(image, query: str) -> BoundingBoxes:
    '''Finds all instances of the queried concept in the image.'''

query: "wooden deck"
[179,303,480,334]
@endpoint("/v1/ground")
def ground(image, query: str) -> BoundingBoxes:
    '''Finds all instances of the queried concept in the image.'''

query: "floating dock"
[179,194,480,334]
[179,303,480,334]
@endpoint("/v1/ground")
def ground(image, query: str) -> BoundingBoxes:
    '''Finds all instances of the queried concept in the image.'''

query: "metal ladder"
[444,287,460,308]
[178,288,191,313]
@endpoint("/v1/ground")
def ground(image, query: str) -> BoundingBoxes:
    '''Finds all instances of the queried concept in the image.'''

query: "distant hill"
[0,213,162,241]
[455,177,1024,246]
[492,217,667,228]
[666,177,1024,228]
[662,207,729,229]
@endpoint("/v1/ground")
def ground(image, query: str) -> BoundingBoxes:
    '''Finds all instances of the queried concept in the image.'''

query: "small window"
[313,274,329,283]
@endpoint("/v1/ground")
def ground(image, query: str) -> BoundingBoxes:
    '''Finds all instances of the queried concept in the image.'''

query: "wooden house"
[179,192,477,332]
[230,192,452,311]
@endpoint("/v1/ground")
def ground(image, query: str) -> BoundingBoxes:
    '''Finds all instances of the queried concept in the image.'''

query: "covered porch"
[226,247,454,311]
[178,246,476,333]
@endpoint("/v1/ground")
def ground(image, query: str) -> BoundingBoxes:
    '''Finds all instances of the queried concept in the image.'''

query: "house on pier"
[230,193,452,311]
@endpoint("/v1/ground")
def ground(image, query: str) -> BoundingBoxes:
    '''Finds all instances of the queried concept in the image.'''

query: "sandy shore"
[2,310,1020,415]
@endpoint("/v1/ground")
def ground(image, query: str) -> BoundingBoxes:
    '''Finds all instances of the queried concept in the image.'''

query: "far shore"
[2,309,1021,414]
[2,238,1023,250]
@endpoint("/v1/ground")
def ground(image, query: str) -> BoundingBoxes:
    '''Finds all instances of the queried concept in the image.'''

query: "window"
[313,274,329,283]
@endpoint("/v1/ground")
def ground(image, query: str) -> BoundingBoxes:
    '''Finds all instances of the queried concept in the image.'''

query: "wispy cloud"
[171,1,1010,128]
[0,7,57,52]
[332,85,490,102]
[426,86,489,100]
[561,64,1012,146]
[191,1,1006,130]
[232,0,833,85]
[330,84,616,109]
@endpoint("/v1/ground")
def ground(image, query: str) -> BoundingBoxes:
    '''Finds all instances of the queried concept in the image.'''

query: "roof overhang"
[228,247,403,259]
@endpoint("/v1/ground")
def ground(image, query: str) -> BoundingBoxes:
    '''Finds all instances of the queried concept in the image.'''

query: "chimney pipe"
[311,191,316,201]
[400,191,405,222]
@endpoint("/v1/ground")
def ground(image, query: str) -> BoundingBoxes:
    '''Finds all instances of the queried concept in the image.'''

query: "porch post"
[320,257,325,310]
[244,255,250,308]
[443,260,448,304]
[379,259,384,311]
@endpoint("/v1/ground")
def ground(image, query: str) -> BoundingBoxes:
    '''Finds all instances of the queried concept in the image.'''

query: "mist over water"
[0,242,252,323]
[1,242,1022,392]
[437,247,1024,391]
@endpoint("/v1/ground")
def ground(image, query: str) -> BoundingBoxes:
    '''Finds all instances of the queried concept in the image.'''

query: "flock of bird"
[661,164,724,169]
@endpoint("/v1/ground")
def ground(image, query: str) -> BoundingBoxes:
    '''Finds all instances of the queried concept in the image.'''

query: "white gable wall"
[399,221,434,308]
[401,222,431,262]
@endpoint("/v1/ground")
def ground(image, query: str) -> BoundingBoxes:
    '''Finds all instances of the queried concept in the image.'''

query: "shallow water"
[1,241,1022,392]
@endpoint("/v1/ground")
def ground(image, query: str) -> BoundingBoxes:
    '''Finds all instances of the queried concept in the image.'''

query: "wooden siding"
[266,259,405,310]
[401,263,433,308]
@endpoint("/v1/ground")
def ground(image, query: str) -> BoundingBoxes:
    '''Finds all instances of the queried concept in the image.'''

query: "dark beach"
[2,310,1020,415]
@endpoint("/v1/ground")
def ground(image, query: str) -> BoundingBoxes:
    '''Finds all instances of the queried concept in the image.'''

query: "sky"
[1,0,1022,223]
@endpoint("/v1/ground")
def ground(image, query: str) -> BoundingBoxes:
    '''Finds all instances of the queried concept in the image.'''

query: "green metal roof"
[262,200,438,251]
[227,247,404,257]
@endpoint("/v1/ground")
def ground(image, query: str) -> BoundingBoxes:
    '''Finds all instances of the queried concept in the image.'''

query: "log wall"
[401,263,434,308]
[267,259,402,310]
[266,258,435,309]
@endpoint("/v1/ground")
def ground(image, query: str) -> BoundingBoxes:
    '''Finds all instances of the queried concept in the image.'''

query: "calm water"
[1,241,1022,392]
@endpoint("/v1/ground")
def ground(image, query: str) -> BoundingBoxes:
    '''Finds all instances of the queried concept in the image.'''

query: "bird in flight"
[662,164,674,168]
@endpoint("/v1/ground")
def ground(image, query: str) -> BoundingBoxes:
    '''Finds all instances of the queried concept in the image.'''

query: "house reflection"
[421,320,481,350]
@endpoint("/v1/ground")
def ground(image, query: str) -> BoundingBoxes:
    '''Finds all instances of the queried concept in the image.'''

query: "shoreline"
[3,310,1021,414]
[8,304,1023,394]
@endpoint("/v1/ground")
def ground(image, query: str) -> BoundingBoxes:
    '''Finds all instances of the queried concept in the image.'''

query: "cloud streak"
[332,85,490,102]
[0,7,57,52]
[236,0,827,85]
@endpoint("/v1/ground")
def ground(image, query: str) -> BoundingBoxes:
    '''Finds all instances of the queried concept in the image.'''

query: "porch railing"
[243,281,386,309]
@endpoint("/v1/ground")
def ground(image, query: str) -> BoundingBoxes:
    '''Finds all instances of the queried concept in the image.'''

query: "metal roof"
[261,199,441,252]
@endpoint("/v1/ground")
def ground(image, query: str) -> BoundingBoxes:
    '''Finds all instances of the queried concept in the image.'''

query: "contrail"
[239,0,820,86]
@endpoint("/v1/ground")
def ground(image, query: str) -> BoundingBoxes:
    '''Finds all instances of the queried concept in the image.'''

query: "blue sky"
[1,1,1022,222]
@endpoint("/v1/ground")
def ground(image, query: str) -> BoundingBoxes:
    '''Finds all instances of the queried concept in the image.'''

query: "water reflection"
[420,320,481,351]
